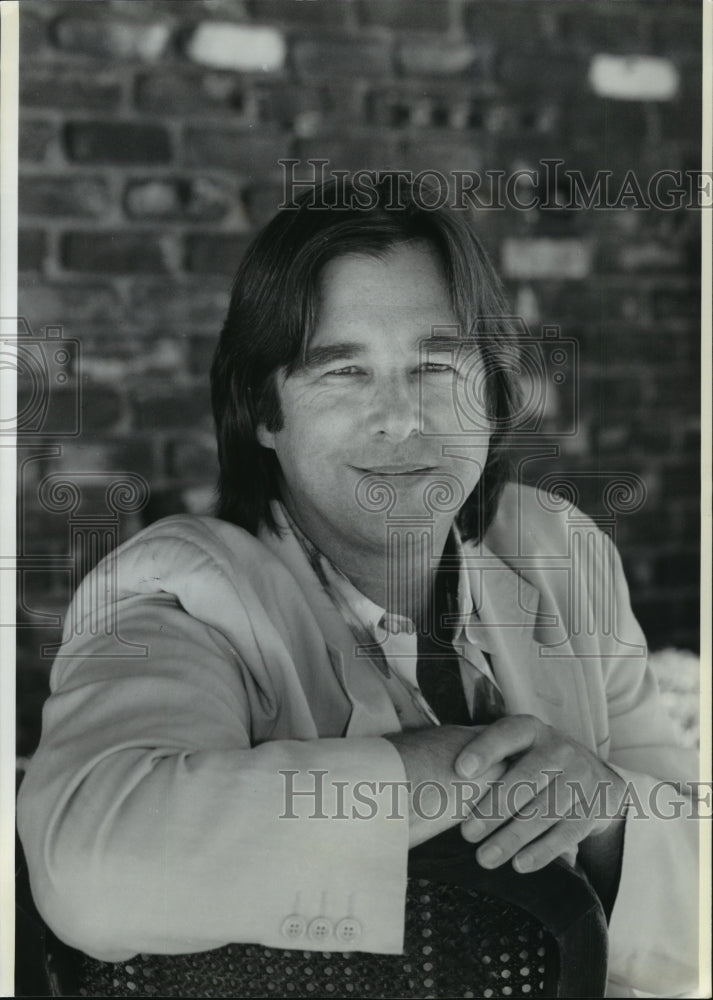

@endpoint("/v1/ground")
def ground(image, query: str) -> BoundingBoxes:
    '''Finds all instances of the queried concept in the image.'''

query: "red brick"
[650,284,701,321]
[19,11,47,56]
[674,500,702,543]
[367,87,492,131]
[241,182,287,227]
[135,71,247,117]
[166,435,218,480]
[487,103,560,136]
[650,368,701,412]
[590,422,633,456]
[18,281,123,330]
[663,457,701,500]
[631,595,699,651]
[600,239,686,274]
[16,501,69,557]
[51,15,171,60]
[653,549,700,590]
[293,132,401,174]
[133,385,213,431]
[658,100,703,144]
[616,509,677,549]
[185,234,251,276]
[123,178,235,223]
[680,425,701,458]
[21,70,122,112]
[107,437,158,481]
[399,136,484,176]
[76,335,188,383]
[254,82,362,130]
[360,0,451,32]
[464,4,560,51]
[188,335,219,376]
[651,11,702,55]
[19,119,57,163]
[19,230,46,273]
[538,279,645,325]
[20,177,110,218]
[564,101,648,147]
[583,373,646,413]
[78,385,124,433]
[139,489,189,527]
[183,126,290,176]
[293,38,392,79]
[556,8,651,53]
[580,325,690,369]
[61,233,172,274]
[129,279,229,330]
[65,122,172,165]
[629,420,678,458]
[249,0,354,28]
[498,53,588,98]
[17,380,79,438]
[396,40,492,79]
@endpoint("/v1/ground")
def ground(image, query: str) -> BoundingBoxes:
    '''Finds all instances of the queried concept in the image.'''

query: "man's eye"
[324,366,365,377]
[419,362,455,374]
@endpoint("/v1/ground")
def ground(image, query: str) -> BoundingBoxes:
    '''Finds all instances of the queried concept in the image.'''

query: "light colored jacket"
[17,484,699,995]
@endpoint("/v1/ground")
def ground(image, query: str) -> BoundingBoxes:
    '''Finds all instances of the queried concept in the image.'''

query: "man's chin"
[350,468,470,523]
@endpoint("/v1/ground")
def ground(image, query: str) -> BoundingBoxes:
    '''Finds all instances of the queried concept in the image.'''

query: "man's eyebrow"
[294,343,365,371]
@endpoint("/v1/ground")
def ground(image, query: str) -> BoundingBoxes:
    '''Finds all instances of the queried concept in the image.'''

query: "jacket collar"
[258,502,576,731]
[274,501,476,642]
[259,505,402,735]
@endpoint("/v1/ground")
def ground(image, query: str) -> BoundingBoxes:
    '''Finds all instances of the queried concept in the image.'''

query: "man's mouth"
[354,465,437,476]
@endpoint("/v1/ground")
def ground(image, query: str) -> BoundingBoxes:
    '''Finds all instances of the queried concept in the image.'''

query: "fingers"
[460,774,597,871]
[455,714,544,779]
[463,732,585,833]
[454,720,621,873]
[470,787,583,869]
[510,821,583,873]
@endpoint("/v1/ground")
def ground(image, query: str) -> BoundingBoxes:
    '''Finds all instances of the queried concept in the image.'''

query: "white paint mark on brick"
[501,238,594,281]
[186,22,286,72]
[588,54,679,101]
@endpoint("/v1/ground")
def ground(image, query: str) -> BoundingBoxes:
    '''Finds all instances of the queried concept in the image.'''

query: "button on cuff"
[280,914,306,940]
[335,917,362,944]
[307,916,333,942]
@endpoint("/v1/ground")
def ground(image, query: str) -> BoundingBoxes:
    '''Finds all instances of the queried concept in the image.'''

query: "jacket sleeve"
[593,536,701,997]
[17,589,410,962]
[502,485,702,997]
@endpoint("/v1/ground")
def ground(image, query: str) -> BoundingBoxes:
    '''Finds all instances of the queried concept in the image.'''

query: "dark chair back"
[17,827,608,998]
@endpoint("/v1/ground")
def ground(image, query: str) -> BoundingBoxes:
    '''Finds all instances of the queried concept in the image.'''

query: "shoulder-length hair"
[210,176,522,541]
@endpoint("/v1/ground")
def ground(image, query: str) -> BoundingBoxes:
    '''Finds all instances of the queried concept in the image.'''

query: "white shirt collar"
[275,501,477,643]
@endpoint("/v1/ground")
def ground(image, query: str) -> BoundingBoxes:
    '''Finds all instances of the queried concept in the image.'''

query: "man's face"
[257,242,491,559]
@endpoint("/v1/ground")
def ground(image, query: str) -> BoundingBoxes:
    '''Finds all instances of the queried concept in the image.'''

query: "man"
[18,178,698,996]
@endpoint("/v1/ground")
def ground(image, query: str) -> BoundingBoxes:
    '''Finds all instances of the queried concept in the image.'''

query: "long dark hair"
[211,176,521,540]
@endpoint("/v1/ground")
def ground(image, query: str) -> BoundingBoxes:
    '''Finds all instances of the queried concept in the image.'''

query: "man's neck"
[302,519,453,634]
[354,531,447,628]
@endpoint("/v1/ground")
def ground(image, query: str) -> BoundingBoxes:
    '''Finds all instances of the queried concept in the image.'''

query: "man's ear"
[256,423,276,450]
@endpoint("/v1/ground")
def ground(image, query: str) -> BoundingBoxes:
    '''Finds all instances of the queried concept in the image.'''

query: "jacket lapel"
[261,508,589,743]
[260,518,401,737]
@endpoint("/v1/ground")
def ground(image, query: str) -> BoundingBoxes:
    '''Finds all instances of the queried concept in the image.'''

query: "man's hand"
[384,726,508,848]
[454,714,627,873]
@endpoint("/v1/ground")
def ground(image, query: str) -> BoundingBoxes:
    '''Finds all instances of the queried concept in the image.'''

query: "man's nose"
[367,374,421,441]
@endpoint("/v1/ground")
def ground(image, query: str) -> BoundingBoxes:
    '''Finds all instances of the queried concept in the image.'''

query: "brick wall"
[16,0,702,754]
